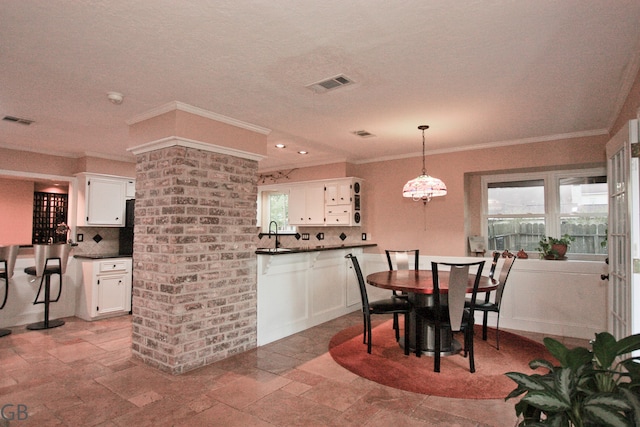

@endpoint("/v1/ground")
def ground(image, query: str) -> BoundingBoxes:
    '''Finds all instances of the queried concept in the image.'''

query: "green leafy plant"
[537,234,575,260]
[506,332,640,426]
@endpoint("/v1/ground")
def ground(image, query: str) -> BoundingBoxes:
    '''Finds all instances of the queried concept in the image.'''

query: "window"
[259,190,295,233]
[32,191,68,244]
[482,168,607,258]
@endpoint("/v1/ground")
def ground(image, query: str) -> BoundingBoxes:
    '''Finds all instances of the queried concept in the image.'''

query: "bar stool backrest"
[33,244,71,277]
[0,245,19,279]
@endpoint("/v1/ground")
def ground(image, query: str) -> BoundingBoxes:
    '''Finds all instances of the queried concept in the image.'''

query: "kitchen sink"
[257,247,294,253]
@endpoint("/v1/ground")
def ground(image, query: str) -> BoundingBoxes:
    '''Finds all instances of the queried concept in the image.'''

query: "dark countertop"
[255,243,376,255]
[74,254,132,260]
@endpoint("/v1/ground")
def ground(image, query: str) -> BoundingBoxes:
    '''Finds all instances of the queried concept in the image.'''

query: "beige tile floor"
[0,312,587,426]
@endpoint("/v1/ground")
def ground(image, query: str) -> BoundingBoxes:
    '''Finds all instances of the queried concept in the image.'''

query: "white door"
[606,119,640,339]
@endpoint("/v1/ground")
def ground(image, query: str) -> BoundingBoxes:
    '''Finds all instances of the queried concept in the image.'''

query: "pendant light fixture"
[402,125,447,204]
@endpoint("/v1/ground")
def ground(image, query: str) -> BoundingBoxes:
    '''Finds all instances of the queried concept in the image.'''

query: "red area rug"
[328,319,554,399]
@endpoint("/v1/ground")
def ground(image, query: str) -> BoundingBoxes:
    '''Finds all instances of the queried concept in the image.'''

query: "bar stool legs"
[0,261,10,337]
[26,271,65,330]
[0,245,19,338]
[24,244,71,331]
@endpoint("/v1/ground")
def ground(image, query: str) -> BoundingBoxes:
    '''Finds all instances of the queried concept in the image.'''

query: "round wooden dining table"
[366,269,498,355]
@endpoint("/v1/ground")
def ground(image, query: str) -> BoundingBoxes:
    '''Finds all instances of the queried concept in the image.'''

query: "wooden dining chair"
[415,260,485,373]
[346,254,412,355]
[385,249,419,340]
[474,253,516,349]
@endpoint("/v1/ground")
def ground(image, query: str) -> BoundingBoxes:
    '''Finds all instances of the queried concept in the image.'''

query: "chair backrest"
[385,250,419,271]
[431,260,485,331]
[488,251,500,279]
[33,243,71,277]
[494,254,516,307]
[0,245,19,279]
[346,254,370,313]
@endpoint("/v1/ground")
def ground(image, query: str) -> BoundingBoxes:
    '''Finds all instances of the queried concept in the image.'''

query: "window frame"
[481,167,607,261]
[257,187,297,234]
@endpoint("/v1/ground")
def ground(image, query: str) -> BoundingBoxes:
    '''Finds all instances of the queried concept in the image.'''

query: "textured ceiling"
[1,1,640,172]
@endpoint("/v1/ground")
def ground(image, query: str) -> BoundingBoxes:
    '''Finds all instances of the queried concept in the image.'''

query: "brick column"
[131,146,258,374]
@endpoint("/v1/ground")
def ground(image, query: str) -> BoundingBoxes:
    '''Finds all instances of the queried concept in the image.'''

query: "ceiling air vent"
[306,74,354,93]
[352,130,375,138]
[3,115,34,125]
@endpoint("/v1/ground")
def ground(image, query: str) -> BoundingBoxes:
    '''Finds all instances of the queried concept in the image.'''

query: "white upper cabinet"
[289,182,325,225]
[325,181,352,205]
[77,174,128,227]
[259,177,363,227]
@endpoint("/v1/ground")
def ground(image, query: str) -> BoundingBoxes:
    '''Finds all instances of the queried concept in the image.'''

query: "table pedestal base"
[0,328,11,337]
[400,335,462,356]
[407,293,463,356]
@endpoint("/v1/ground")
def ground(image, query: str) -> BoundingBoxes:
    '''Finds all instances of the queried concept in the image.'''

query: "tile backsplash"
[73,227,120,256]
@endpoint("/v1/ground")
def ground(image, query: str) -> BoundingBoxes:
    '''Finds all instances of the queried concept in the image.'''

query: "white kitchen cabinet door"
[325,180,352,206]
[97,274,129,315]
[289,183,325,225]
[87,177,125,225]
[77,174,127,226]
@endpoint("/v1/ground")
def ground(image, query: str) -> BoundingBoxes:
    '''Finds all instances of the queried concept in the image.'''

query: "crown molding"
[128,136,266,162]
[126,101,271,135]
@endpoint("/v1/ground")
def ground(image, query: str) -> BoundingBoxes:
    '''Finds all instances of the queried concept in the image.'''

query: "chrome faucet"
[268,220,280,250]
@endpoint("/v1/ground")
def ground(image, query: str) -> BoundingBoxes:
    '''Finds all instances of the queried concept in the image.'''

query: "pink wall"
[128,108,268,157]
[0,147,135,178]
[0,178,34,245]
[350,133,608,256]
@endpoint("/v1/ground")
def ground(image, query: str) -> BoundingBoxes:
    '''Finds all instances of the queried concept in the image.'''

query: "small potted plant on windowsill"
[537,234,574,260]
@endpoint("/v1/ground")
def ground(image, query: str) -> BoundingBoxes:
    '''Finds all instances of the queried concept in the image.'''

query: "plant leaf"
[620,388,640,424]
[544,337,569,365]
[528,358,555,372]
[614,333,640,356]
[554,368,573,405]
[584,393,632,411]
[565,346,593,372]
[592,332,618,369]
[522,391,571,412]
[583,405,631,427]
[505,372,548,391]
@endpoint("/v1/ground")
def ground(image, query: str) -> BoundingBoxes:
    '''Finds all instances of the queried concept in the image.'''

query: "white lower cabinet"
[76,258,132,320]
[257,248,363,345]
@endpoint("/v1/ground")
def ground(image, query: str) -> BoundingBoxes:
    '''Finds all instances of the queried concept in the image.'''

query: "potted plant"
[505,332,640,426]
[537,234,575,260]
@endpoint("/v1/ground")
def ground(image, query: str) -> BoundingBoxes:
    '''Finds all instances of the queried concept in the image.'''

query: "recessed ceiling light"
[275,143,286,149]
[298,151,308,155]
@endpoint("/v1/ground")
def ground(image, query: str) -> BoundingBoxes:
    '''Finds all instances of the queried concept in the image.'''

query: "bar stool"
[0,245,19,337]
[25,243,71,330]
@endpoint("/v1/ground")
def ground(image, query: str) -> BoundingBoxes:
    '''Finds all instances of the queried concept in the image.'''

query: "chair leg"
[403,313,410,356]
[496,313,501,350]
[362,313,367,344]
[467,328,475,373]
[415,315,422,358]
[367,316,372,354]
[434,322,441,373]
[393,313,400,341]
[482,310,488,341]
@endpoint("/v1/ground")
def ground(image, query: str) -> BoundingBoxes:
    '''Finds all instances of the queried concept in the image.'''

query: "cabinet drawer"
[99,260,128,273]
[326,212,350,225]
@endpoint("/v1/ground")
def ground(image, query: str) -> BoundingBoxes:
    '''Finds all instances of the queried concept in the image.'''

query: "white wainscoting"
[363,253,608,340]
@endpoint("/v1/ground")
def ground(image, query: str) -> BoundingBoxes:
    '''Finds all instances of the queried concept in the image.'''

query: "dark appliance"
[118,199,134,256]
